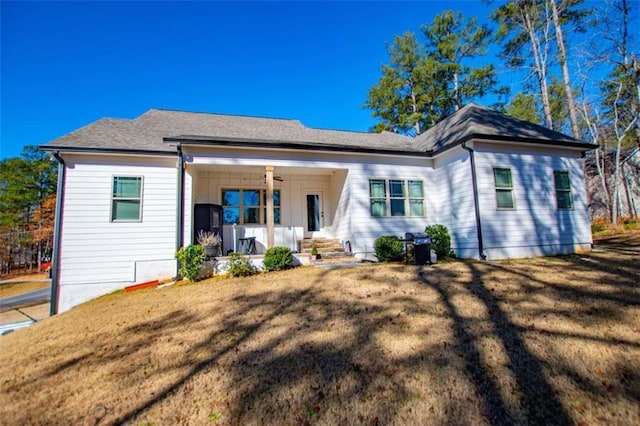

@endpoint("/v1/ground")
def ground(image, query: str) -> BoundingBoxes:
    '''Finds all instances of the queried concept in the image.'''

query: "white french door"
[303,192,324,238]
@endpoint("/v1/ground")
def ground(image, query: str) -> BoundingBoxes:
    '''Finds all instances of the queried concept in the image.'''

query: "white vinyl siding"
[474,143,591,259]
[348,161,434,254]
[431,149,477,258]
[57,154,178,311]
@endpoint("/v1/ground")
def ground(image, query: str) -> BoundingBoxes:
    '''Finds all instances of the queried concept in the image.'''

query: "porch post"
[266,165,275,248]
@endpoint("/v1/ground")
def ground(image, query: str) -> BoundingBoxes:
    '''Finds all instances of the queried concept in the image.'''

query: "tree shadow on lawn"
[112,266,490,425]
[419,263,574,425]
[17,245,636,425]
[112,253,640,425]
[437,243,640,425]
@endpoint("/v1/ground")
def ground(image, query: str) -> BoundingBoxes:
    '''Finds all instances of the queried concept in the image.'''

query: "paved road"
[0,287,51,309]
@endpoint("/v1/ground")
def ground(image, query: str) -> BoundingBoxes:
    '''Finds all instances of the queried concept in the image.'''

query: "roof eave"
[38,145,177,156]
[430,133,595,157]
[163,136,429,157]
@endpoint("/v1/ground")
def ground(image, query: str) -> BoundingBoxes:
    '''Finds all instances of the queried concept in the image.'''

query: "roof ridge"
[304,125,411,139]
[143,108,303,124]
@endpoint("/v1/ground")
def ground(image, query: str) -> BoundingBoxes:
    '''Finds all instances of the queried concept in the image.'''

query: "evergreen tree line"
[365,0,639,224]
[0,146,57,275]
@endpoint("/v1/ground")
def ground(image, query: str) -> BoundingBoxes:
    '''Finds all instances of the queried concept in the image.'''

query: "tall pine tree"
[365,10,500,135]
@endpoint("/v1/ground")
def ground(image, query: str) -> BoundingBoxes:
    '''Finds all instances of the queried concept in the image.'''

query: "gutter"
[461,142,487,261]
[176,143,185,252]
[39,146,176,157]
[50,151,66,315]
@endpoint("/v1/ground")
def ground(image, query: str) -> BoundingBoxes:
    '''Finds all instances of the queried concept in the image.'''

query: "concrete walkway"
[0,303,50,325]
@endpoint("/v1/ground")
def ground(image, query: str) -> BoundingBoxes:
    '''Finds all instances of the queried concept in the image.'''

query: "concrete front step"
[309,254,359,267]
[301,238,345,253]
[311,251,354,260]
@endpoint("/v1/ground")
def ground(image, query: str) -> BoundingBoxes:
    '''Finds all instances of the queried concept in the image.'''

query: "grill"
[404,232,432,265]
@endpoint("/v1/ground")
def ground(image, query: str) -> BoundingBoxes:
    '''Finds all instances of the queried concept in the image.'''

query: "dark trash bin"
[405,232,432,265]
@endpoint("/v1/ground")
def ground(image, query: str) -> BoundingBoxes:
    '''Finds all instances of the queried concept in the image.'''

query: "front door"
[304,192,323,238]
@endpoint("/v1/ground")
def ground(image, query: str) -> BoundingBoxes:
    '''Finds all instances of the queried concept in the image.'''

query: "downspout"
[50,151,66,315]
[176,143,185,252]
[462,142,487,260]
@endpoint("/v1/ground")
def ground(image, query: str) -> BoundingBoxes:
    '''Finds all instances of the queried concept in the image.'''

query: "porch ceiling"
[191,164,340,175]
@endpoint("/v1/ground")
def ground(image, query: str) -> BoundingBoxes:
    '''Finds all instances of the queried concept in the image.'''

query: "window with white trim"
[554,171,573,209]
[222,189,281,225]
[493,168,515,209]
[111,176,143,221]
[369,179,424,217]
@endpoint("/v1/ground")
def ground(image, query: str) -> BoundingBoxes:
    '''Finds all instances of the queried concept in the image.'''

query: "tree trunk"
[635,55,640,147]
[550,0,580,138]
[409,81,421,135]
[594,148,611,216]
[622,164,635,217]
[611,83,633,225]
[453,70,460,110]
[523,6,554,129]
[580,103,611,218]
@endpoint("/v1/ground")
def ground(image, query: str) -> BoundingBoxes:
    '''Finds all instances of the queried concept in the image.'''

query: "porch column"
[265,165,275,248]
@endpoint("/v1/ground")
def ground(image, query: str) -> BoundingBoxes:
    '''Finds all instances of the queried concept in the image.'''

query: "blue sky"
[2,1,515,159]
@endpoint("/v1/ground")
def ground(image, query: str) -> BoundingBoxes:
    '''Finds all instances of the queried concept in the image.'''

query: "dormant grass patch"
[1,234,638,425]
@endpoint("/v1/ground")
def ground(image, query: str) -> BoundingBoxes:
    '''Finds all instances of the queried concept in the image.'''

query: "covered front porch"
[187,164,350,255]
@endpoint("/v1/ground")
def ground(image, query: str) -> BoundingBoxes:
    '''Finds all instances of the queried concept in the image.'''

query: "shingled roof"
[41,104,593,155]
[415,103,588,152]
[42,109,417,154]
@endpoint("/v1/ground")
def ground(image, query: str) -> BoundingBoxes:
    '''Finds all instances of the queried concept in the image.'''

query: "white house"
[40,104,594,313]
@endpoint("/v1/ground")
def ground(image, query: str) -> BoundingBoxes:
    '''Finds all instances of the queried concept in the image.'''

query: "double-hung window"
[369,179,425,217]
[554,171,573,209]
[369,179,387,217]
[222,189,281,225]
[493,168,515,209]
[389,180,406,216]
[111,176,143,221]
[408,180,425,216]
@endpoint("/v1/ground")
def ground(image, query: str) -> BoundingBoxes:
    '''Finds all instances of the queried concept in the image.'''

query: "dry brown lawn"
[1,235,639,425]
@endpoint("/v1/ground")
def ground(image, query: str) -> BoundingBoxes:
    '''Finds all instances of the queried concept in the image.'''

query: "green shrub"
[176,244,205,281]
[226,252,257,277]
[425,224,455,258]
[263,246,294,271]
[374,235,405,262]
